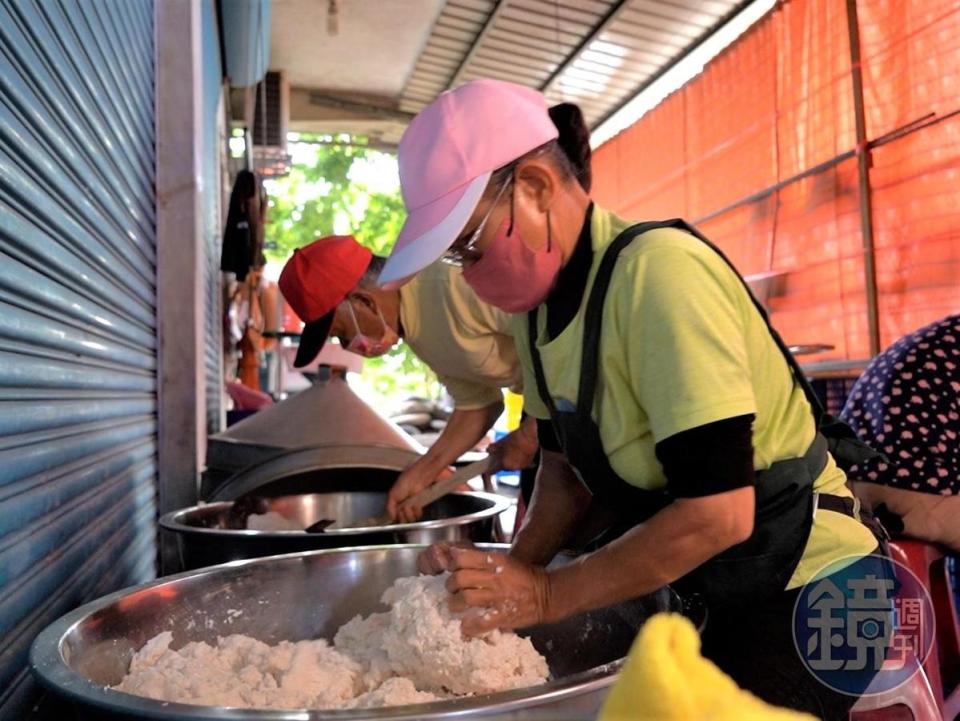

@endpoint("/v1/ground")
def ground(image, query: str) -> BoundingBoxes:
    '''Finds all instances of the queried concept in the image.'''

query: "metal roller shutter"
[201,0,223,437]
[205,230,223,436]
[0,0,157,716]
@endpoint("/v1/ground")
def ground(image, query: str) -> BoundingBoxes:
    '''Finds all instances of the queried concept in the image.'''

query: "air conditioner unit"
[252,70,291,177]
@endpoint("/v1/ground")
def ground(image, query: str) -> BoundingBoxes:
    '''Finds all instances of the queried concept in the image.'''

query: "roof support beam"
[538,0,634,101]
[307,92,415,123]
[446,0,511,90]
[591,0,762,144]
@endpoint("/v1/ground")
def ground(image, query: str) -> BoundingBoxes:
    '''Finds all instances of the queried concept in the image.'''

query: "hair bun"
[548,103,592,192]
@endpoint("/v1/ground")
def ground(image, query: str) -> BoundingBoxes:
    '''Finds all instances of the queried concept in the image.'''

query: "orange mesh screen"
[774,0,856,177]
[685,14,778,221]
[870,120,960,347]
[858,1,960,140]
[592,0,960,365]
[615,91,690,220]
[764,159,870,361]
[858,0,960,346]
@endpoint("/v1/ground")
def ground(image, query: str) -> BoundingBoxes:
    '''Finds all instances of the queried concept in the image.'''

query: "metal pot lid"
[207,375,424,473]
[207,443,424,502]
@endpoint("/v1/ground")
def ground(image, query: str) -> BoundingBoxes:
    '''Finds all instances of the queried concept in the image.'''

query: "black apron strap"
[577,223,675,427]
[527,312,558,420]
[526,223,676,518]
[676,219,883,467]
[528,221,682,428]
[523,217,886,605]
[638,220,831,422]
[604,218,882,470]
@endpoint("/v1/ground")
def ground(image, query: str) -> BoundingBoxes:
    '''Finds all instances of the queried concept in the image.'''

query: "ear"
[329,302,348,337]
[514,156,559,213]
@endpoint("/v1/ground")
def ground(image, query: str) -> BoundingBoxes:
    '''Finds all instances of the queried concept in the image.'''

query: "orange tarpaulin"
[592,0,960,365]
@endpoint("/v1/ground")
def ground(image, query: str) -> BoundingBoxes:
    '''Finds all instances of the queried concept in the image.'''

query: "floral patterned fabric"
[840,314,960,494]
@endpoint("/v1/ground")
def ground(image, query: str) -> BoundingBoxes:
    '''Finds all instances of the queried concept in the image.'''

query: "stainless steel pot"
[160,491,510,571]
[32,544,681,720]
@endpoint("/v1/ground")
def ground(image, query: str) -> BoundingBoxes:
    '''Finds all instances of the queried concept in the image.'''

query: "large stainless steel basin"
[160,491,510,571]
[32,545,682,720]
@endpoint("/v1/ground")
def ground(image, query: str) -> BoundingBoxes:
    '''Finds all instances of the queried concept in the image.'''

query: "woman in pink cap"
[380,79,891,718]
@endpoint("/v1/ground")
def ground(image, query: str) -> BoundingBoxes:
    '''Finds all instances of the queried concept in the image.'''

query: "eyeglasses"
[442,174,513,267]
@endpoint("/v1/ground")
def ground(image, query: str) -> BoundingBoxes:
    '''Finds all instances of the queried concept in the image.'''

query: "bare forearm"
[545,488,755,622]
[510,451,592,566]
[415,402,503,475]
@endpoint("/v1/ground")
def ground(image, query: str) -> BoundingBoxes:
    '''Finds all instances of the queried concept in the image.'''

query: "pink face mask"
[462,214,563,313]
[343,300,398,357]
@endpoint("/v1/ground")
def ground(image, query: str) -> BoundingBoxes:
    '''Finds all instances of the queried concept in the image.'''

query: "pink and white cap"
[377,79,558,289]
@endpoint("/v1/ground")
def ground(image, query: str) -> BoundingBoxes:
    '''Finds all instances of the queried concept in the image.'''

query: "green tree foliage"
[264,138,405,260]
[265,136,441,401]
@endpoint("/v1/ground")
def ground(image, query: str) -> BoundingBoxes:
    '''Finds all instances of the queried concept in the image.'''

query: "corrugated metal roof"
[399,0,747,128]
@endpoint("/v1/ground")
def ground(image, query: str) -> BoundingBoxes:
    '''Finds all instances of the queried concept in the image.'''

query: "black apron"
[527,219,884,609]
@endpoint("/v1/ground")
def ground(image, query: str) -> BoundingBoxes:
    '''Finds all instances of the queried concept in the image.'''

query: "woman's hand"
[487,416,540,471]
[388,462,435,523]
[388,405,502,522]
[387,463,456,523]
[417,541,477,575]
[445,548,552,635]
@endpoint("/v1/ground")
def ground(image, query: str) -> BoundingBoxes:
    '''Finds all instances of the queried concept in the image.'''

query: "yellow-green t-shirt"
[400,261,521,410]
[513,206,877,588]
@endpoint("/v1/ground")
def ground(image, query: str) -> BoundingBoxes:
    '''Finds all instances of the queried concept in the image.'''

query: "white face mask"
[342,299,398,357]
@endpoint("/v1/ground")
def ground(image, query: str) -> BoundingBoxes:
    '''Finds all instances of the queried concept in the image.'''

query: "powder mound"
[345,677,441,708]
[245,511,302,531]
[114,632,361,709]
[348,573,549,695]
[114,573,549,709]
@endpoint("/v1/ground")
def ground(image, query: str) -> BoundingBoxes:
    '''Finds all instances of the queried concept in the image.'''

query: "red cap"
[279,236,373,367]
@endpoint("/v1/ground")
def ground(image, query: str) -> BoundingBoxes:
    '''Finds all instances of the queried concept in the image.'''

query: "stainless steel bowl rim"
[31,544,625,720]
[158,491,511,536]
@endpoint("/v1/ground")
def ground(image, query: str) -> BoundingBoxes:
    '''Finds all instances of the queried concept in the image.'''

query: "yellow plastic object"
[598,613,817,721]
[504,390,524,431]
